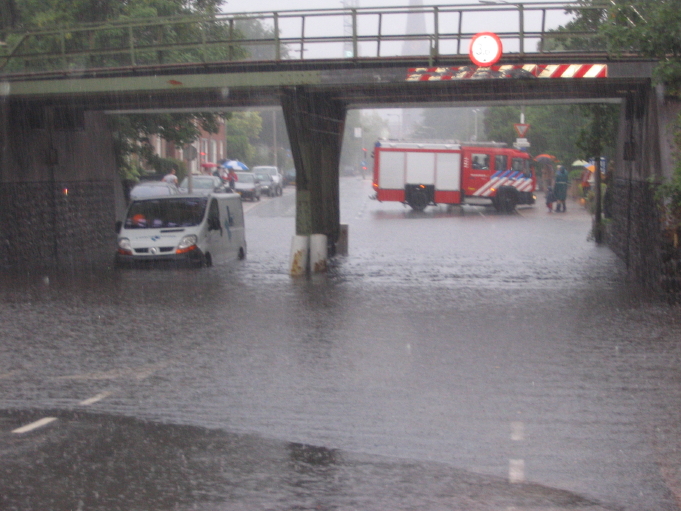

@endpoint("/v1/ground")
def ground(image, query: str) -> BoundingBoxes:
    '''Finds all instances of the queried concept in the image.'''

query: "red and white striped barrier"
[407,64,607,81]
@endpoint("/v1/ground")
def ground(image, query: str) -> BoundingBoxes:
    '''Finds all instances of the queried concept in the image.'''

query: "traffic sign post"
[513,138,530,149]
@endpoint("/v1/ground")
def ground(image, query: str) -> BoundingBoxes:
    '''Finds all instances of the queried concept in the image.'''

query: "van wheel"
[238,247,246,260]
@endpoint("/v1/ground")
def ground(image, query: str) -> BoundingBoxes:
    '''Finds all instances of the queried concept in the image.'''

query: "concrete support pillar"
[280,88,346,249]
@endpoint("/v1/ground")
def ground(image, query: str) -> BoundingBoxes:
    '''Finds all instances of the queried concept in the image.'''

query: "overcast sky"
[221,0,578,15]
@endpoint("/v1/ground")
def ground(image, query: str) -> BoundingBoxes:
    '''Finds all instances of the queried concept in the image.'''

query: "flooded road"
[2,177,681,510]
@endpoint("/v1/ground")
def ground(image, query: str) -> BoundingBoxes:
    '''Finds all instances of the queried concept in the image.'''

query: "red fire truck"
[371,141,535,212]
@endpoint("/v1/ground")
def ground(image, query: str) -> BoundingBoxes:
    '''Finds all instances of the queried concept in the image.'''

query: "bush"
[147,155,188,183]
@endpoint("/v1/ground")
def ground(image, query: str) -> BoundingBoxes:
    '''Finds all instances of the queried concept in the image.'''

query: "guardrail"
[0,2,611,75]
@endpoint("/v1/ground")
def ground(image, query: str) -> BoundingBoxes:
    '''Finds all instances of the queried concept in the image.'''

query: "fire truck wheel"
[408,190,428,212]
[496,188,517,214]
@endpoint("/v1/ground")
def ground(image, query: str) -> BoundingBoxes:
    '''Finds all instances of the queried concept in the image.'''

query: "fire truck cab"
[372,140,535,213]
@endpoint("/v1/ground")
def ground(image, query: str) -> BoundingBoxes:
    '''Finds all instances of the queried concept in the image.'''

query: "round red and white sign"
[469,32,503,67]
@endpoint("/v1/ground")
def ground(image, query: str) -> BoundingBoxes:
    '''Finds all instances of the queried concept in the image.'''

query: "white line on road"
[509,459,525,483]
[78,391,113,406]
[12,417,57,434]
[56,361,171,381]
[0,369,24,379]
[510,421,525,441]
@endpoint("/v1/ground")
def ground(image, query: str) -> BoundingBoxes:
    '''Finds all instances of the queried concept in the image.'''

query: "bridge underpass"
[0,4,673,292]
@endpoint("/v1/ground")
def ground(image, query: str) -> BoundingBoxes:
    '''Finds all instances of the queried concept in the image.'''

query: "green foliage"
[147,155,187,182]
[543,0,608,52]
[652,120,681,230]
[11,0,279,179]
[603,0,681,95]
[225,112,262,165]
[483,104,606,165]
[574,103,619,160]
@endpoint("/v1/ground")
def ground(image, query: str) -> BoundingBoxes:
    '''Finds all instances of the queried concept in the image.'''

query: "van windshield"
[124,197,208,229]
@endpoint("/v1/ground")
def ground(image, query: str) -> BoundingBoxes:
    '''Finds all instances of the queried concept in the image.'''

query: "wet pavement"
[1,178,681,510]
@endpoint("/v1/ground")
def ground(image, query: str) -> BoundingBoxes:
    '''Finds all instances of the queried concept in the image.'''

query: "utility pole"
[272,110,278,168]
[341,0,359,58]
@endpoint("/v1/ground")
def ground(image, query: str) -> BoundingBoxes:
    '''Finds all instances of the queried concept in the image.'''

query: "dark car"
[252,166,283,195]
[283,168,296,187]
[255,172,276,197]
[234,172,261,201]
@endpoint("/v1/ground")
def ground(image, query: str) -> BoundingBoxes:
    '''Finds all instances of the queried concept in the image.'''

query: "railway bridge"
[0,2,677,292]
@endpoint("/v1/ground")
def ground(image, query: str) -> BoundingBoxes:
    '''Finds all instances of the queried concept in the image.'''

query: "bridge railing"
[0,2,611,76]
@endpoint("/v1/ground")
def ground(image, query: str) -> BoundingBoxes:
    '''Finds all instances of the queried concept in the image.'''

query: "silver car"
[129,181,178,200]
[178,175,226,195]
[252,166,283,196]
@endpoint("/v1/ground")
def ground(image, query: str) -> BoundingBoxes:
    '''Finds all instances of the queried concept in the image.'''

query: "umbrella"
[201,162,218,168]
[223,160,249,171]
[534,154,558,164]
[584,164,596,172]
[571,159,589,167]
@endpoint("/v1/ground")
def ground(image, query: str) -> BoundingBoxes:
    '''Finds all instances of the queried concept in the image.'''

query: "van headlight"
[117,238,132,256]
[176,235,198,254]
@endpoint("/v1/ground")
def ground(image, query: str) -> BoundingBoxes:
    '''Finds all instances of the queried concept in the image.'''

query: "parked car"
[178,175,226,195]
[129,181,178,200]
[234,172,261,201]
[255,172,276,197]
[252,166,283,196]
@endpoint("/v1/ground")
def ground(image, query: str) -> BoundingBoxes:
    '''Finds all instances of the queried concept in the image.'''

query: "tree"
[10,0,280,179]
[1,0,18,32]
[543,0,608,52]
[483,104,605,167]
[111,112,225,179]
[225,111,262,165]
[255,109,292,168]
[603,0,681,95]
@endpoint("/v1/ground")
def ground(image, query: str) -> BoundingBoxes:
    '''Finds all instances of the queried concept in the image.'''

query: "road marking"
[0,369,24,379]
[56,361,171,381]
[78,391,113,406]
[12,417,57,434]
[509,459,525,483]
[511,421,524,441]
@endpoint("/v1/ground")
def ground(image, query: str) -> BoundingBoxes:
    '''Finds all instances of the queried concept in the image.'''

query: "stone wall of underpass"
[0,106,117,270]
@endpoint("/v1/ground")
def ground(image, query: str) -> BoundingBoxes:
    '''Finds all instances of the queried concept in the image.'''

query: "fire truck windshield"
[512,157,530,175]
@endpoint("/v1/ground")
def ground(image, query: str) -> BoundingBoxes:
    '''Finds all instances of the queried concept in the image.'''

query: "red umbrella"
[201,162,218,168]
[534,154,559,166]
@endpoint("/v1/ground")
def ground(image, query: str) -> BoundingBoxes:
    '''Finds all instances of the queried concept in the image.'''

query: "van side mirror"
[115,220,122,234]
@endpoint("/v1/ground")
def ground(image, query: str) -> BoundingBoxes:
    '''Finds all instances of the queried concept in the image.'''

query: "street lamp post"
[472,108,481,141]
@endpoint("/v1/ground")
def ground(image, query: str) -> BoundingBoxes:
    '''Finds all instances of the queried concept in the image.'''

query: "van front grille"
[134,247,175,254]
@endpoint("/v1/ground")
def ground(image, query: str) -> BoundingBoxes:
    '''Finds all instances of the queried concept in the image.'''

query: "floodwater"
[1,177,681,510]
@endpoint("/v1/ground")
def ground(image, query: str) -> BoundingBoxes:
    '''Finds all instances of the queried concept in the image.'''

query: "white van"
[115,193,246,267]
